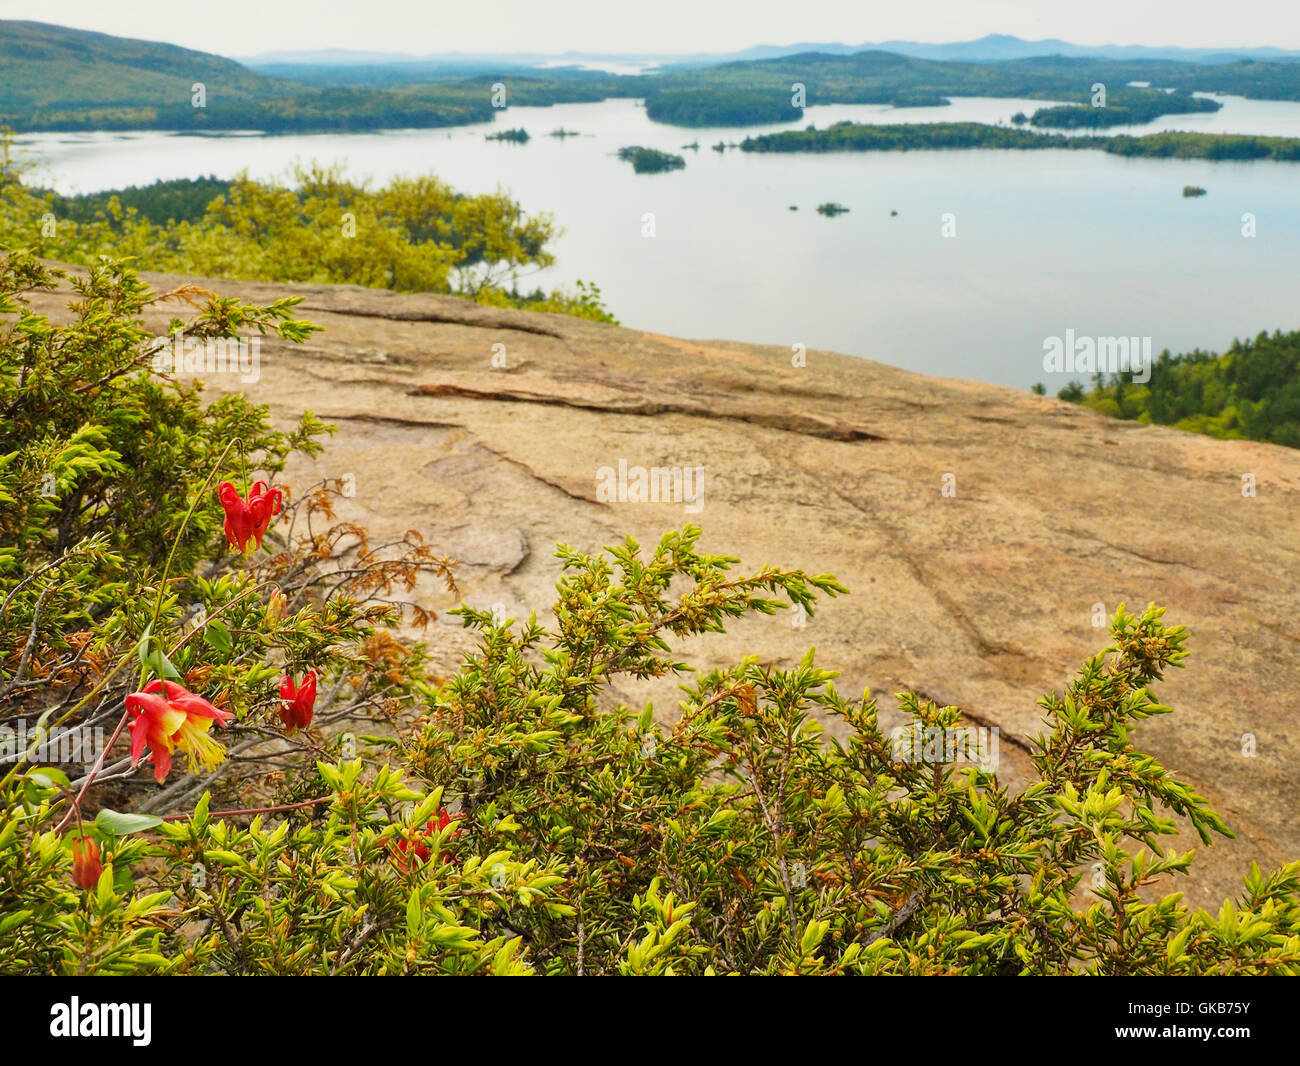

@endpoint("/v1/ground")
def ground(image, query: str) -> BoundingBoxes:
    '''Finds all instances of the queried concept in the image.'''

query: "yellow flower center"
[154,707,188,755]
[173,714,227,773]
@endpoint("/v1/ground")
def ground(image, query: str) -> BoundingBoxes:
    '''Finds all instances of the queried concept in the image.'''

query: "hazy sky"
[2,0,1296,56]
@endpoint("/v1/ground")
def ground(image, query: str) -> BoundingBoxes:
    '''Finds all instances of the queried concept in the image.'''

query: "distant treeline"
[4,75,647,133]
[644,89,801,126]
[889,91,952,107]
[744,122,1068,152]
[641,86,962,126]
[1105,131,1300,159]
[42,176,231,225]
[1053,331,1300,448]
[740,121,1300,160]
[5,93,496,133]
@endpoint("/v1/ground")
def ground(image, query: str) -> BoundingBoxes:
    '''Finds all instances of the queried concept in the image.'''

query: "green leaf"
[800,919,829,954]
[203,619,232,654]
[136,626,154,666]
[406,890,422,938]
[94,809,163,835]
[28,766,70,790]
[193,791,211,833]
[142,648,181,681]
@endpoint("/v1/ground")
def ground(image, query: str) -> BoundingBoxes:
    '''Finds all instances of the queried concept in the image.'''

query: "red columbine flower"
[279,671,317,734]
[218,480,282,554]
[126,680,235,784]
[70,835,103,890]
[392,808,462,872]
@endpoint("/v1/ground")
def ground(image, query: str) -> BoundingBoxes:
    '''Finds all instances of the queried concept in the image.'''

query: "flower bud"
[266,589,287,623]
[71,836,103,890]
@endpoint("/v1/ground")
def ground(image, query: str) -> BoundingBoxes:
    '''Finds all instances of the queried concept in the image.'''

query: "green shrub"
[0,131,616,323]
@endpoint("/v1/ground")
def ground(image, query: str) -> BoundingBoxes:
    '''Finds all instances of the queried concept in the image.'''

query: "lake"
[17,94,1300,388]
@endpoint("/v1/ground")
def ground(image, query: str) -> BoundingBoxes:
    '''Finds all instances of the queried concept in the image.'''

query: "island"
[616,146,687,173]
[740,121,1300,161]
[1030,91,1220,129]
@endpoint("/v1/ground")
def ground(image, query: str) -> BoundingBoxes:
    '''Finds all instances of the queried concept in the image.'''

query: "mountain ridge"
[236,31,1300,69]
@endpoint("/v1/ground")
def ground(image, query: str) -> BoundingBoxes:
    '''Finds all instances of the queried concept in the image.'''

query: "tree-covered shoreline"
[741,121,1300,161]
[1051,330,1300,448]
[644,88,801,126]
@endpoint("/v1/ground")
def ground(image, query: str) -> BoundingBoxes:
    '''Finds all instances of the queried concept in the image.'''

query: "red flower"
[279,671,317,734]
[218,480,282,554]
[126,680,235,784]
[71,835,103,890]
[392,808,461,871]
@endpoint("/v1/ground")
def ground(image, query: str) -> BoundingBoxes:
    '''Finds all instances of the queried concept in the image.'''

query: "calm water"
[17,95,1300,388]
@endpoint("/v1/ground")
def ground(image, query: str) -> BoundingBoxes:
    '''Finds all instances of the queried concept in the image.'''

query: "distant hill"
[0,20,497,132]
[0,19,286,111]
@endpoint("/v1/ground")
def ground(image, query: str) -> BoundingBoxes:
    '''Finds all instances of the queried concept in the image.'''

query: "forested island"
[741,121,1300,160]
[616,146,687,172]
[1029,91,1221,129]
